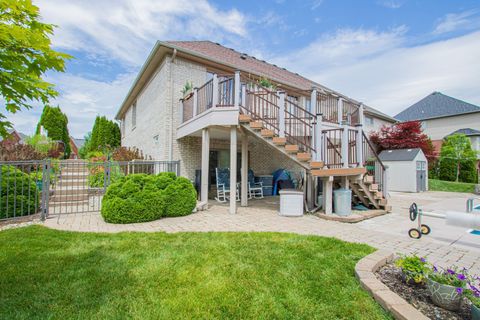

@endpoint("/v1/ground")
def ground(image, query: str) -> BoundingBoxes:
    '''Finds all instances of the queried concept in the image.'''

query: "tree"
[88,116,121,153]
[78,132,91,159]
[0,0,72,138]
[370,121,435,161]
[36,105,71,158]
[439,134,477,183]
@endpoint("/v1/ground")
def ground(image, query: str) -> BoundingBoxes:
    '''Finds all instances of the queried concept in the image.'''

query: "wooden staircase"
[238,113,391,212]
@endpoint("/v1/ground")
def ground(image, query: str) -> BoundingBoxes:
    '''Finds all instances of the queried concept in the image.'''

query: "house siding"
[421,112,480,140]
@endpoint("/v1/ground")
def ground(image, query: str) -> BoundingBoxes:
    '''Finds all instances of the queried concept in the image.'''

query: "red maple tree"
[369,121,435,161]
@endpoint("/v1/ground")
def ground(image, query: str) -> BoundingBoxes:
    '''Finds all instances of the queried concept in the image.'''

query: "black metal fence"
[0,160,181,221]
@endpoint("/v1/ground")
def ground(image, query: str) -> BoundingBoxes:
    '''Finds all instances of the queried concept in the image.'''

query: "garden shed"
[379,148,428,193]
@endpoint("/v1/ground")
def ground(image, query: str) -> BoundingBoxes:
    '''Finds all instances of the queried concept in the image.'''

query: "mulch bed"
[375,263,472,320]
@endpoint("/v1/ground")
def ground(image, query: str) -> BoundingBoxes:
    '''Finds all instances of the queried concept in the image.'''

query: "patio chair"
[215,168,239,203]
[248,169,264,199]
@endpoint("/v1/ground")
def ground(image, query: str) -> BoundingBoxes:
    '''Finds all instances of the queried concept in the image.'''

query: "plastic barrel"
[333,188,352,216]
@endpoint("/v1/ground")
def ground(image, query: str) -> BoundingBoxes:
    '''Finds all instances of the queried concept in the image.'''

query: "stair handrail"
[362,131,386,193]
[243,85,280,134]
[284,98,315,153]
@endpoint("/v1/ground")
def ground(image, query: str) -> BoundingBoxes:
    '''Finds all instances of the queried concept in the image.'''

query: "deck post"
[241,133,248,207]
[193,88,198,116]
[359,103,365,126]
[356,124,363,167]
[234,71,241,108]
[314,114,323,161]
[337,97,343,124]
[230,126,237,214]
[278,91,286,138]
[201,128,210,204]
[310,87,317,114]
[241,84,247,108]
[382,165,389,198]
[341,121,349,168]
[212,74,219,108]
[322,176,333,215]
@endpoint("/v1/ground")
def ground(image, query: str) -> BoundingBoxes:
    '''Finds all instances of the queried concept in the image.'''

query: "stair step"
[285,145,299,153]
[378,198,388,206]
[364,175,374,184]
[272,137,286,146]
[312,167,366,177]
[239,114,251,123]
[250,121,263,129]
[297,152,311,162]
[310,161,324,169]
[369,184,378,191]
[260,129,274,138]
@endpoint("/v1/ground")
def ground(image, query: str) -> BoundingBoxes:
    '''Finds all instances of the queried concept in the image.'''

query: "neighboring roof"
[71,137,85,149]
[395,92,480,121]
[0,128,27,143]
[378,148,422,161]
[446,128,480,137]
[116,40,396,123]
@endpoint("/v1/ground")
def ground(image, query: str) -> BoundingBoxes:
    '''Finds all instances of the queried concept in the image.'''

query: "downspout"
[168,48,177,161]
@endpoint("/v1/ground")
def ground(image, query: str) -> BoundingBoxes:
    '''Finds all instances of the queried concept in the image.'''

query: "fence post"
[193,88,198,116]
[278,91,286,138]
[234,70,241,108]
[314,114,323,161]
[356,124,363,167]
[337,98,343,124]
[341,121,349,168]
[41,160,50,221]
[212,74,219,108]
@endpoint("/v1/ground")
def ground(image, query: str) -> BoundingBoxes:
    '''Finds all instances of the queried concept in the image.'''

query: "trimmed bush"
[101,173,196,224]
[0,166,40,219]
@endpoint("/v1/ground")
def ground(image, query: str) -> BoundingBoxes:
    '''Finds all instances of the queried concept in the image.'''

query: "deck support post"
[241,84,246,108]
[193,88,198,116]
[341,121,349,168]
[337,98,343,124]
[201,128,210,204]
[230,126,237,214]
[359,103,365,126]
[234,71,241,108]
[212,74,219,108]
[322,176,333,215]
[241,133,248,207]
[356,124,363,167]
[278,91,286,138]
[314,114,323,161]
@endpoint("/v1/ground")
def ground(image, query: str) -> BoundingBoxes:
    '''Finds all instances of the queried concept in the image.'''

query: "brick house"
[0,129,27,147]
[116,41,396,214]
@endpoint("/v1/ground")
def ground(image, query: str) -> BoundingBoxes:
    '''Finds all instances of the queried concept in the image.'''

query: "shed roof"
[378,148,422,161]
[395,92,480,121]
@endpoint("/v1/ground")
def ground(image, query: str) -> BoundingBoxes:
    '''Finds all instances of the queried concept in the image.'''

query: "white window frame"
[364,115,374,126]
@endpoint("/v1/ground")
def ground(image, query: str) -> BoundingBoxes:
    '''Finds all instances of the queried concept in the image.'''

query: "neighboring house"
[379,148,428,193]
[116,40,396,214]
[69,137,85,159]
[0,128,27,147]
[395,92,480,158]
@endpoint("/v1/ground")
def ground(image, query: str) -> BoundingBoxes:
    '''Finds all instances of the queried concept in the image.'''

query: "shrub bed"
[1,166,40,219]
[101,172,196,224]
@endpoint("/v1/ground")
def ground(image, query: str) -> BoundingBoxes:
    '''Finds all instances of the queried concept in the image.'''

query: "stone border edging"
[355,250,429,320]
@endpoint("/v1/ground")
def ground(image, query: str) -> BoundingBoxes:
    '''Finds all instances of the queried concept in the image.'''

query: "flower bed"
[376,255,479,319]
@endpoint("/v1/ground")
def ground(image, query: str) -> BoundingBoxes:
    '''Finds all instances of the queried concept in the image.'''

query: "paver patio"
[41,191,480,275]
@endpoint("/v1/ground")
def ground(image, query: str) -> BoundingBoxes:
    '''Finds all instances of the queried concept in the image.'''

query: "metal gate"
[1,160,180,222]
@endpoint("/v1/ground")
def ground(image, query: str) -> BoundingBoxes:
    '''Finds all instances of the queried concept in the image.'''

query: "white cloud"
[36,0,247,66]
[377,0,403,9]
[273,30,480,116]
[433,10,480,35]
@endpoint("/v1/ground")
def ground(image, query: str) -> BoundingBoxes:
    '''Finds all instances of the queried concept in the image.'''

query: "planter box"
[473,303,480,320]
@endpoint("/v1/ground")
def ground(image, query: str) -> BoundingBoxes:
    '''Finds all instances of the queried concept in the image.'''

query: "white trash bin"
[279,189,304,216]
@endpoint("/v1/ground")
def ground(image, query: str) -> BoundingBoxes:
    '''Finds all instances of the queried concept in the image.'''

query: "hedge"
[0,166,40,219]
[101,172,196,224]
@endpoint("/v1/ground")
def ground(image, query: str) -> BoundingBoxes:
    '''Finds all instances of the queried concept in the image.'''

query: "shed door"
[416,161,427,192]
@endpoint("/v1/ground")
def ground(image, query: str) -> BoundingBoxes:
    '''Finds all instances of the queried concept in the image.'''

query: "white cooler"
[279,189,304,216]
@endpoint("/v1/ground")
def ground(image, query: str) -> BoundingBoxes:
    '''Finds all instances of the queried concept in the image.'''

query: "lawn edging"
[355,250,429,320]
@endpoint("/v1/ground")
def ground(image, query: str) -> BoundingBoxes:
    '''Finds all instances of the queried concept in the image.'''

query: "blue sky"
[6,0,480,137]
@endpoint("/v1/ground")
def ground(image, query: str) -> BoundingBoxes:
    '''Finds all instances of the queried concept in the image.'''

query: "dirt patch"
[375,263,471,320]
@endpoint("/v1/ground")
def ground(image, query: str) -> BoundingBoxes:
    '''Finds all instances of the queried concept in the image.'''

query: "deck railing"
[243,86,280,134]
[316,92,338,124]
[182,93,194,122]
[284,98,315,153]
[197,79,213,114]
[218,76,235,107]
[321,128,343,168]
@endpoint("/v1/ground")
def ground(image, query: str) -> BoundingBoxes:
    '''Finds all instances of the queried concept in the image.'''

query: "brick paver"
[42,198,480,275]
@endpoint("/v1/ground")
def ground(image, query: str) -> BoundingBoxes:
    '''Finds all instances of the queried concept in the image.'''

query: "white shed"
[379,148,428,193]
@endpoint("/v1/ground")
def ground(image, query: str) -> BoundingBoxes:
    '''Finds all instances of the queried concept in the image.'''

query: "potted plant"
[426,266,468,311]
[466,278,480,320]
[181,81,193,98]
[395,255,428,285]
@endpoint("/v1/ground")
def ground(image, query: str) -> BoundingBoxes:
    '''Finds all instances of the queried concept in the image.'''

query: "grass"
[429,179,477,193]
[0,226,391,320]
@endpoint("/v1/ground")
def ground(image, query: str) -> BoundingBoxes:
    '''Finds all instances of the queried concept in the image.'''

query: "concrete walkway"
[43,193,480,275]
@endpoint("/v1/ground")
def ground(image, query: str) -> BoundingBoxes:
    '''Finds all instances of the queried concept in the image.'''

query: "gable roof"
[116,41,396,123]
[447,128,480,137]
[378,148,422,161]
[0,129,27,143]
[395,92,480,121]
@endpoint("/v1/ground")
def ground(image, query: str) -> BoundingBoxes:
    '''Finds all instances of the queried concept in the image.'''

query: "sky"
[5,0,480,138]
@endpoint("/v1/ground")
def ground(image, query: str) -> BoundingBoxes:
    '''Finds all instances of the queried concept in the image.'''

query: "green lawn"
[429,178,477,193]
[0,226,391,320]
